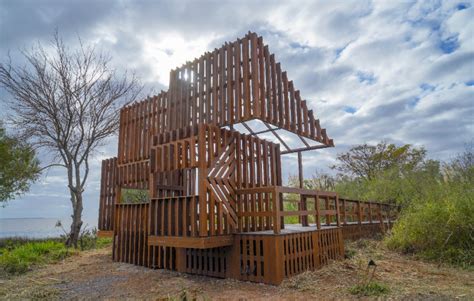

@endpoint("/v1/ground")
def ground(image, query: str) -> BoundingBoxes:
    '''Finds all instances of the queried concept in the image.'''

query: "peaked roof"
[123,32,334,154]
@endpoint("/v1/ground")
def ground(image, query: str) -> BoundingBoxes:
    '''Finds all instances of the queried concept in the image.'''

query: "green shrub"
[386,180,474,267]
[0,230,112,277]
[0,236,64,249]
[96,237,113,249]
[349,282,390,296]
[0,240,74,276]
[121,188,149,204]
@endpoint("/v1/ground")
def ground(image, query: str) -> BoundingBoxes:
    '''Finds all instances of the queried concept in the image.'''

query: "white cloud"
[1,0,472,218]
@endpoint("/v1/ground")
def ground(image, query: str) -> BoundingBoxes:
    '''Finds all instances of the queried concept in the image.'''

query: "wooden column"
[198,125,208,237]
[273,188,281,234]
[325,196,330,226]
[341,198,347,225]
[226,236,241,279]
[175,248,187,272]
[357,201,362,224]
[298,151,308,226]
[368,202,373,224]
[357,200,362,238]
[315,194,321,229]
[267,236,284,284]
[378,203,385,233]
[335,195,341,227]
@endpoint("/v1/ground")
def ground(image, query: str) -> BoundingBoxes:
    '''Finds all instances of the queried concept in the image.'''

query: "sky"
[0,0,473,225]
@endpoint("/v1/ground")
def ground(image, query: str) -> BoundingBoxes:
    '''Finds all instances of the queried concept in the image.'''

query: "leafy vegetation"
[0,233,112,277]
[385,148,474,267]
[121,188,149,204]
[349,282,390,296]
[0,240,73,276]
[0,122,40,203]
[290,141,473,267]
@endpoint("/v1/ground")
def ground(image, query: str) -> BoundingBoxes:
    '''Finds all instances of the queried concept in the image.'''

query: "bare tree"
[0,32,141,247]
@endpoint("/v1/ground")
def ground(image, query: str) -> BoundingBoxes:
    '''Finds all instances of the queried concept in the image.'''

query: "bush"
[349,282,390,296]
[0,230,113,277]
[333,145,474,268]
[386,179,474,267]
[0,240,74,276]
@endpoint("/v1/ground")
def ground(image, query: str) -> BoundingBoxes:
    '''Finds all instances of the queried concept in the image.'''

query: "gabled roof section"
[123,32,333,154]
[168,32,334,151]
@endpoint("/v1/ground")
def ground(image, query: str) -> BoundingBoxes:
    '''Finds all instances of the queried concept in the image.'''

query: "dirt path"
[1,240,473,300]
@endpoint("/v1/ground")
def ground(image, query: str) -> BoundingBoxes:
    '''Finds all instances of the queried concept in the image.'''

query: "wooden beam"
[148,235,234,249]
[97,230,114,238]
[281,144,330,155]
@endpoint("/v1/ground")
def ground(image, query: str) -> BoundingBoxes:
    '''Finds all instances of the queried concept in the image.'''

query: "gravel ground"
[1,240,473,300]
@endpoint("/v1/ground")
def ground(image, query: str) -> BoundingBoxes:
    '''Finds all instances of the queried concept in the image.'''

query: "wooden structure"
[97,32,398,285]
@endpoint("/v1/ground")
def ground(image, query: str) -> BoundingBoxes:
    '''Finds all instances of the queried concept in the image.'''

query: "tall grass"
[0,240,73,276]
[385,179,474,267]
[0,234,113,277]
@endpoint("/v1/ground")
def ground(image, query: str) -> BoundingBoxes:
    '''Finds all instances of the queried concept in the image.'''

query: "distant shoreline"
[0,217,52,220]
[0,217,98,239]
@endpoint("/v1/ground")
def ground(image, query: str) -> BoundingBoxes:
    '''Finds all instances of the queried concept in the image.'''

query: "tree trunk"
[66,190,83,248]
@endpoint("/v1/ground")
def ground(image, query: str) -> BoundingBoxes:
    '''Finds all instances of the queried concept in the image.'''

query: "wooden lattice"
[97,32,398,285]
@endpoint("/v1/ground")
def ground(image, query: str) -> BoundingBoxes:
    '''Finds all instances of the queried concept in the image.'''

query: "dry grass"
[281,239,473,299]
[1,239,473,300]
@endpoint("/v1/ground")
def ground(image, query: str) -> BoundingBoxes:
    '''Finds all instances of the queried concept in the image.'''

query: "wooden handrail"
[235,186,398,234]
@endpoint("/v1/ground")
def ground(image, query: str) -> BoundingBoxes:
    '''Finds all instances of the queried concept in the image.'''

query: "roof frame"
[240,120,331,155]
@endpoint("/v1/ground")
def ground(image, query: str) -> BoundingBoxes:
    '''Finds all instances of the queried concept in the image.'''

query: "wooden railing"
[149,196,200,237]
[277,187,340,229]
[236,186,398,234]
[149,194,234,239]
[235,186,338,234]
[339,198,398,226]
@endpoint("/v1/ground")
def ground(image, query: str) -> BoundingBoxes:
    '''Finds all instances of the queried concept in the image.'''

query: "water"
[0,217,98,239]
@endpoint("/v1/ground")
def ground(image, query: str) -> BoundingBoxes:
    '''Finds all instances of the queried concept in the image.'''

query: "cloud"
[0,0,472,220]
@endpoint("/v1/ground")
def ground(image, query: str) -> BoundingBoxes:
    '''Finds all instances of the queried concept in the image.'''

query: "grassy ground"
[0,238,472,300]
[0,236,112,277]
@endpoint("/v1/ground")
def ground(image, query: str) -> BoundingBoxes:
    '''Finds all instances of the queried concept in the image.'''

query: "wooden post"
[341,198,347,225]
[357,201,362,224]
[325,196,330,226]
[357,200,362,237]
[378,203,385,233]
[273,188,281,234]
[297,151,308,226]
[315,194,321,230]
[268,236,284,284]
[368,202,373,224]
[176,248,187,273]
[198,125,208,237]
[226,235,241,279]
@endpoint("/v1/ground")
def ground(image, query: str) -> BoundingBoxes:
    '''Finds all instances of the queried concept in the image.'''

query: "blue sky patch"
[334,41,352,60]
[457,2,470,10]
[343,106,357,114]
[407,97,421,108]
[439,35,460,54]
[356,71,376,84]
[420,83,435,91]
[466,80,474,86]
[290,41,309,50]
